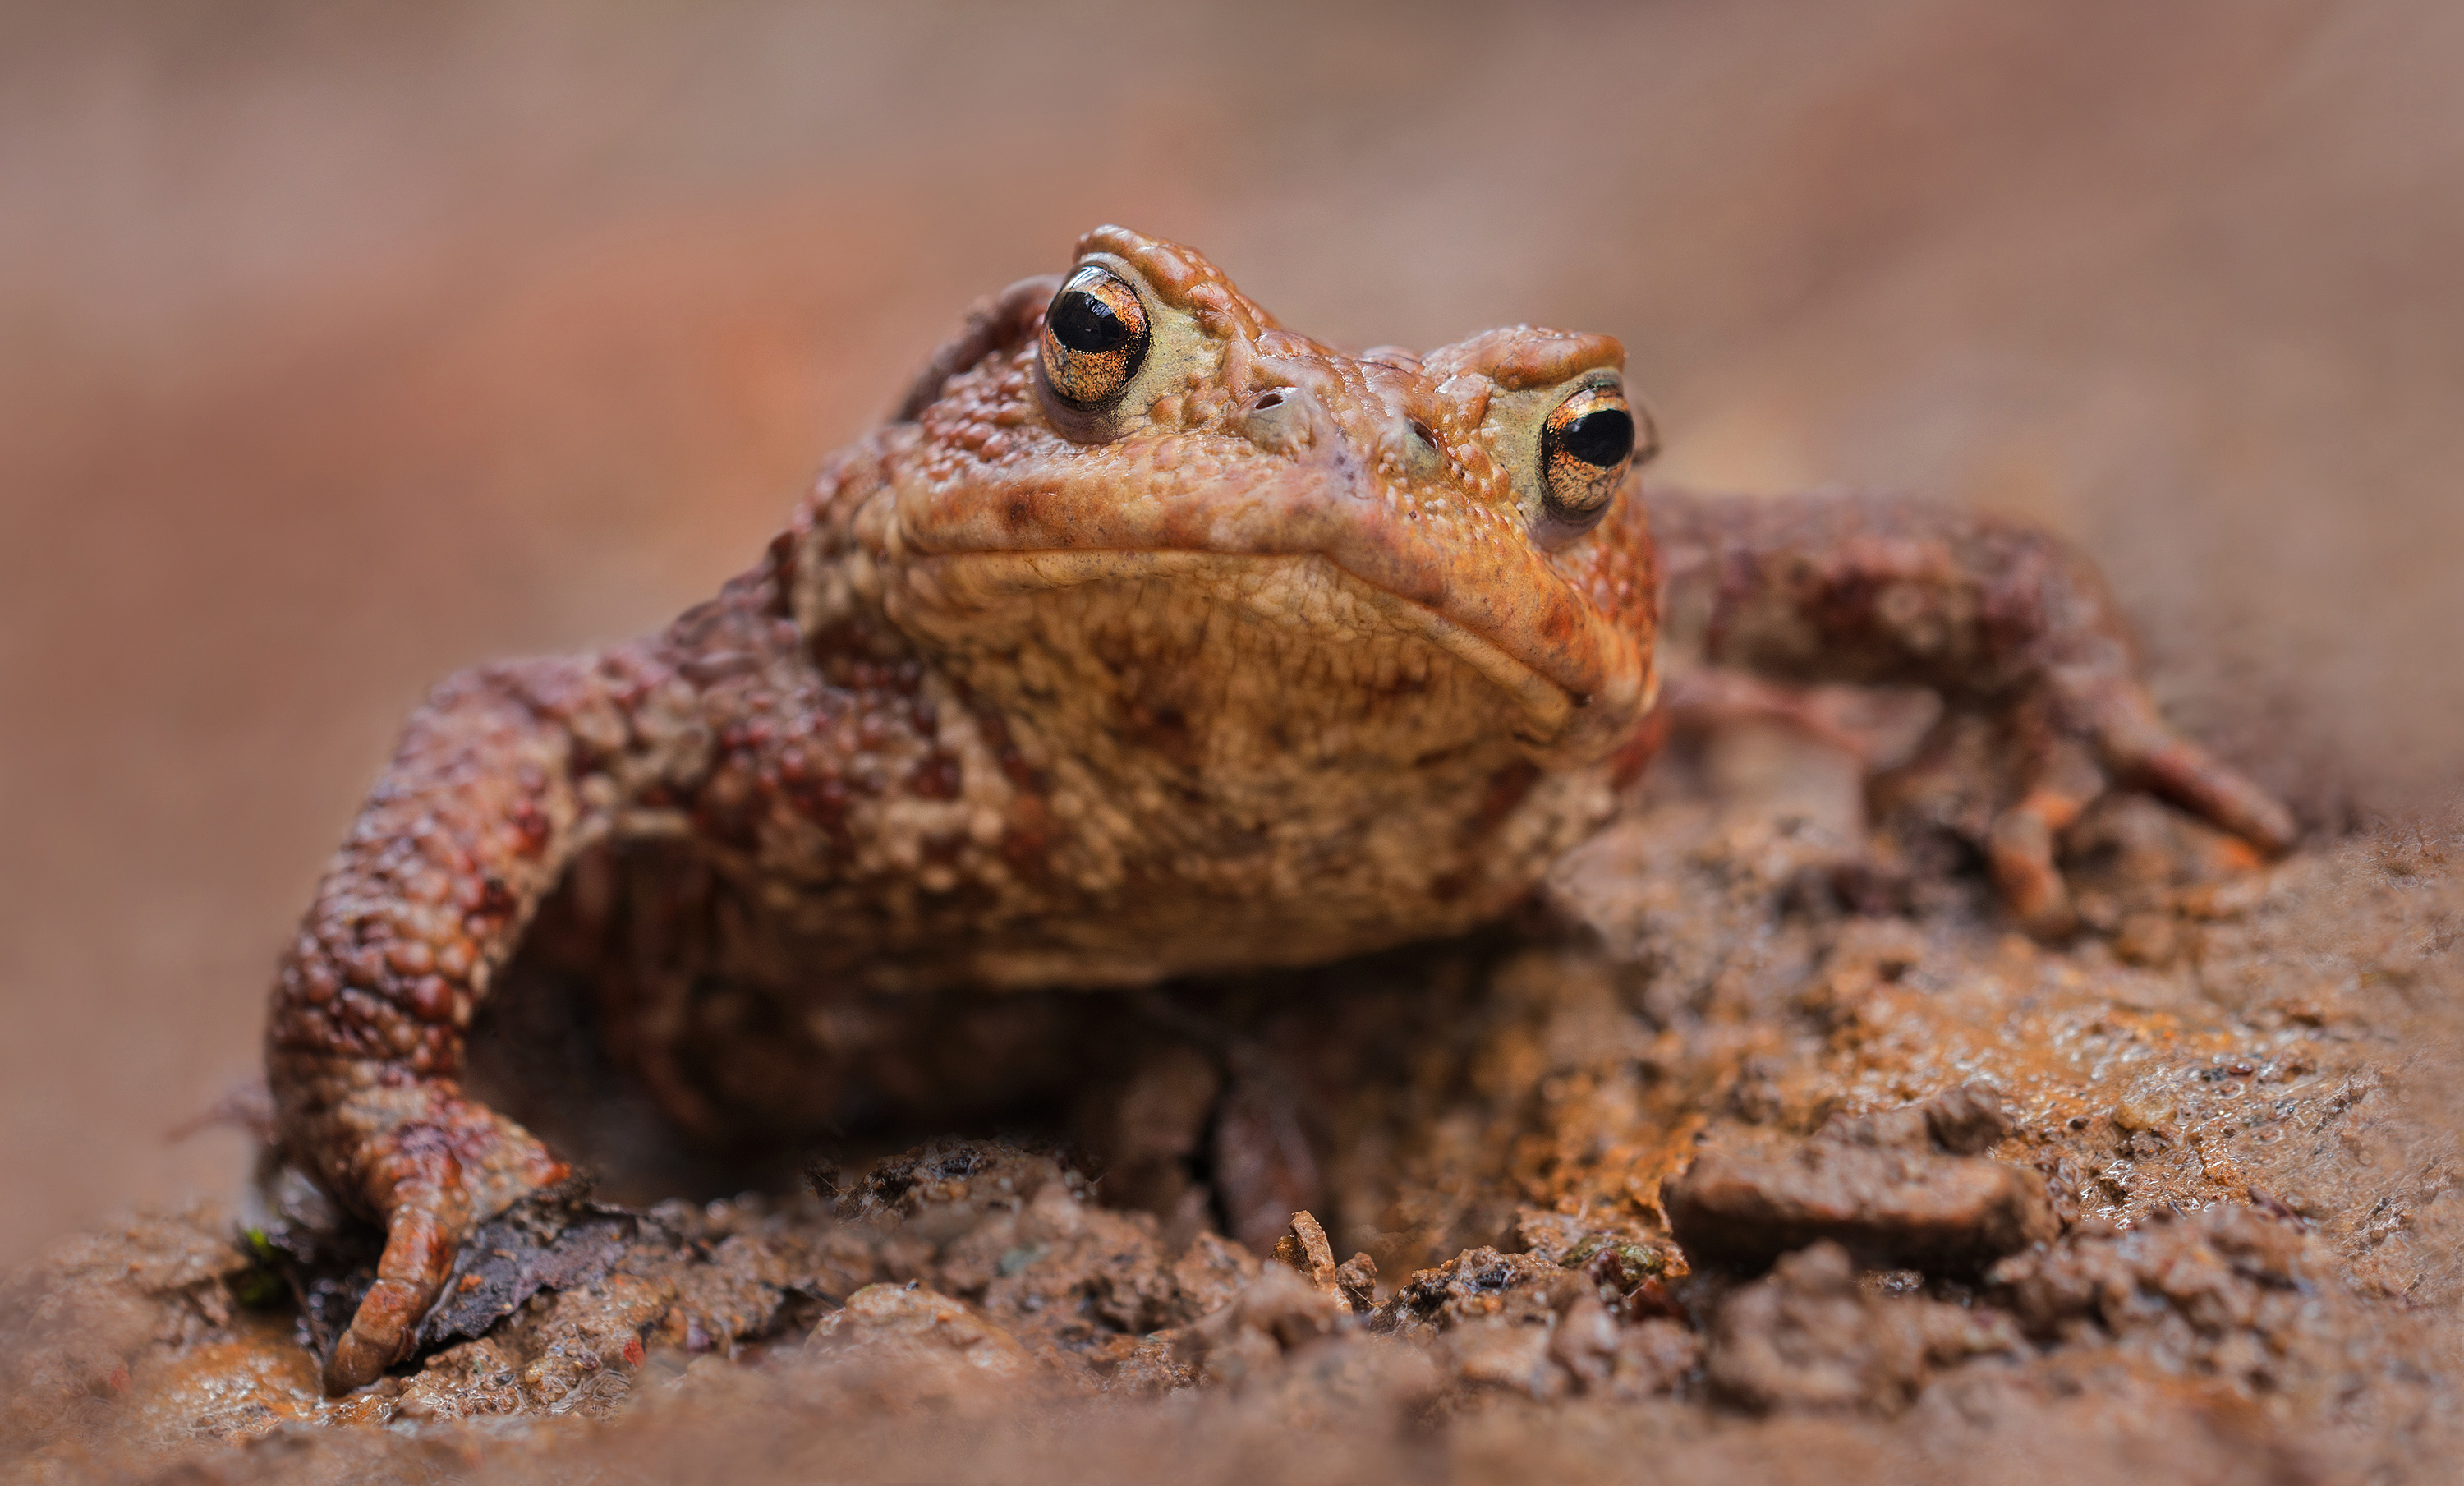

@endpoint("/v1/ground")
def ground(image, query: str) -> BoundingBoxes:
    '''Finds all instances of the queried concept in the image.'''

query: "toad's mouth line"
[893,547,1594,742]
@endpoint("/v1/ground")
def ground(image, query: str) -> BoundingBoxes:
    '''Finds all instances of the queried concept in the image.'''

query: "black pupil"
[1050,288,1129,354]
[1561,407,1634,467]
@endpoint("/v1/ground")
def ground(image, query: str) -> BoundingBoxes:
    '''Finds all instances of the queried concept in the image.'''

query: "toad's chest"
[660,566,1628,988]
[683,702,1620,994]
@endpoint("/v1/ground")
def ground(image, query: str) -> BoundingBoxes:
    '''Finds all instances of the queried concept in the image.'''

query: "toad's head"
[844,227,1659,780]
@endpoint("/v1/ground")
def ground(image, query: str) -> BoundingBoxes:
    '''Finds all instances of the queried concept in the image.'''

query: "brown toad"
[266,227,2292,1392]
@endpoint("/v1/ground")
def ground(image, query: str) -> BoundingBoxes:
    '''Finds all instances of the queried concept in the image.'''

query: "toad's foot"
[312,1092,568,1394]
[1660,664,2294,936]
[1984,674,2294,937]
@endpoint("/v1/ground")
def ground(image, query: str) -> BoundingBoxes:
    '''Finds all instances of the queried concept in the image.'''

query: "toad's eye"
[1040,266,1151,408]
[1540,384,1645,522]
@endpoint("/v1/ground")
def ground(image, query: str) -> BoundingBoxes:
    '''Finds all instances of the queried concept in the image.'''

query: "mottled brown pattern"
[265,228,2286,1392]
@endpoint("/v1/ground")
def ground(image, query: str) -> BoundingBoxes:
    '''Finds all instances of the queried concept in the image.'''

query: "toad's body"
[268,228,2291,1392]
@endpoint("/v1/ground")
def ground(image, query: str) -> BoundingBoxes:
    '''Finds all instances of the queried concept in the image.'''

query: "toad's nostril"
[1407,419,1437,450]
[1241,387,1313,454]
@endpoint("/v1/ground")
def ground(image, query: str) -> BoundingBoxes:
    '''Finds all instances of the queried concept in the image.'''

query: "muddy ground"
[6,2,2464,1483]
[5,727,2459,1484]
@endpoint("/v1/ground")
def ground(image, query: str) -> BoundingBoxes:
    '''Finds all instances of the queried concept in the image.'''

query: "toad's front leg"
[266,656,647,1394]
[1646,488,2296,933]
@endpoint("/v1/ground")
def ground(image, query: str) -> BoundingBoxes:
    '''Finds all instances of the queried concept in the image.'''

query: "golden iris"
[1040,266,1151,408]
[1540,384,1642,519]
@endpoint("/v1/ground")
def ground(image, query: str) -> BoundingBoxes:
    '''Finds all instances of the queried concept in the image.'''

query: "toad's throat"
[889,549,1584,745]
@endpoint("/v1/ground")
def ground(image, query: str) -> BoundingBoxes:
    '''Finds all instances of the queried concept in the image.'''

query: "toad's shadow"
[468,853,1528,1258]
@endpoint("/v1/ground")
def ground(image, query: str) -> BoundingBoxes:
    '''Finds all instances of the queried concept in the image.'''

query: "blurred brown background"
[2,0,2458,1271]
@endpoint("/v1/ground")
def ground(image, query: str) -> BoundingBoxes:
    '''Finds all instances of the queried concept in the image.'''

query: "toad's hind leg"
[265,656,632,1394]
